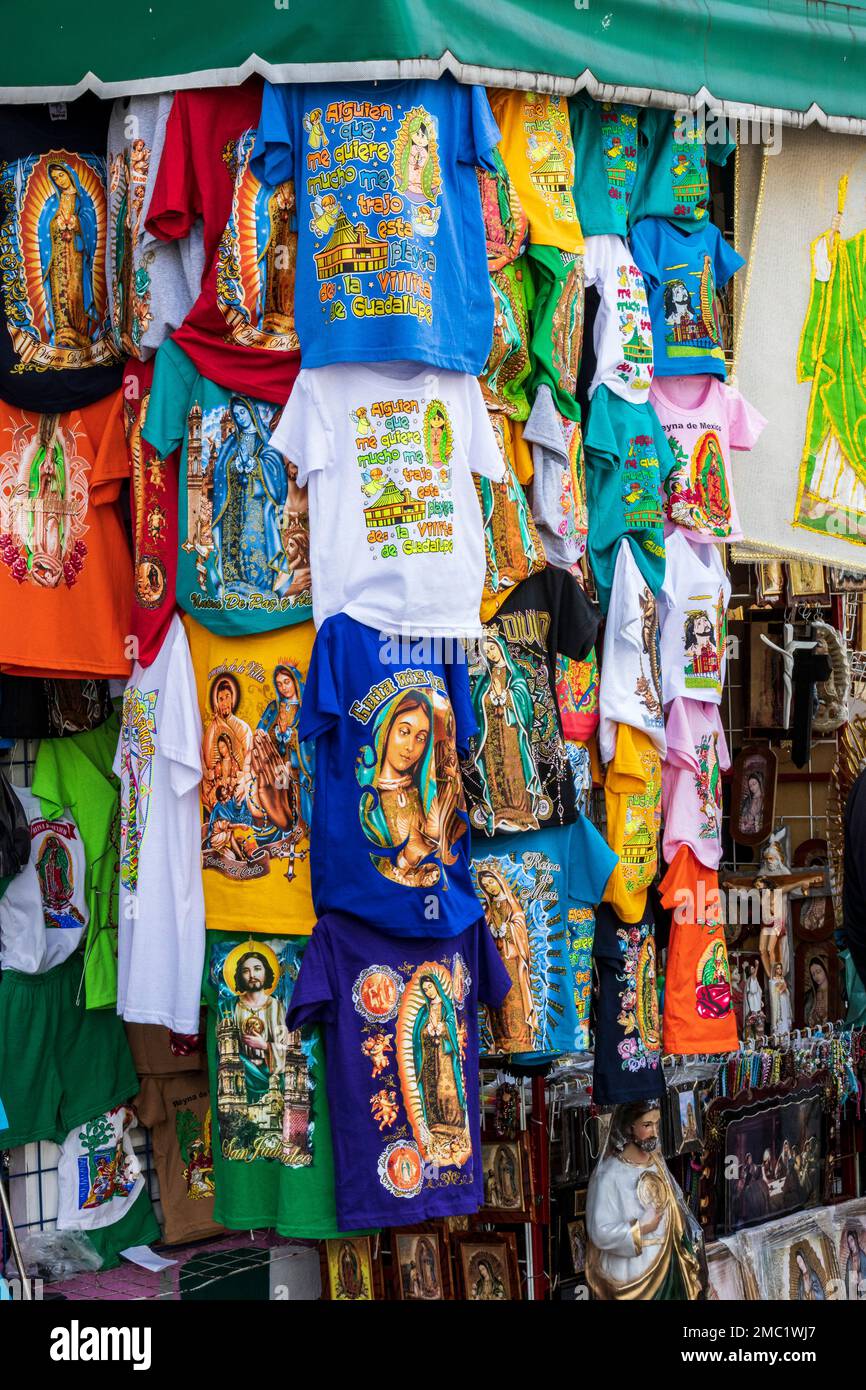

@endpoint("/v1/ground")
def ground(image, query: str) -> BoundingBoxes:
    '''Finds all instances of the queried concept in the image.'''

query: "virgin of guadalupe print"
[473,861,543,1053]
[0,412,89,589]
[356,682,467,889]
[216,128,299,352]
[695,939,733,1020]
[467,631,546,834]
[394,957,472,1173]
[107,137,153,354]
[183,393,310,610]
[209,937,314,1167]
[200,658,312,883]
[0,150,118,371]
[794,183,866,547]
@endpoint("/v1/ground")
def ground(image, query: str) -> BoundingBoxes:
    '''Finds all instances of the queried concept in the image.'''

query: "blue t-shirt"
[472,817,618,1062]
[628,217,744,378]
[298,613,480,937]
[286,910,510,1230]
[250,77,499,373]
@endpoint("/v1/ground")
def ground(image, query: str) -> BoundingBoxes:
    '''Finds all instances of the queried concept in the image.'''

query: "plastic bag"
[17,1230,103,1282]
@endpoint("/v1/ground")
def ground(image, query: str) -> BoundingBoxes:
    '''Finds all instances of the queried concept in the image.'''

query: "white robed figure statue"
[586,1100,706,1301]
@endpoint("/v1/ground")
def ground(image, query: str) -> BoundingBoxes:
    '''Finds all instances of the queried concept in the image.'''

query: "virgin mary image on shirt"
[396,960,472,1168]
[209,396,298,603]
[356,686,468,889]
[695,940,733,1020]
[468,633,546,835]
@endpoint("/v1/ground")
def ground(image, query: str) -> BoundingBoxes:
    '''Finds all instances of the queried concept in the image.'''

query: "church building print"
[363,478,426,529]
[314,212,388,281]
[530,147,570,195]
[182,403,216,563]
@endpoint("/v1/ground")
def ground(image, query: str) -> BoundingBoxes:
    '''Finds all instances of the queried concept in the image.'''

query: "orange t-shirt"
[659,844,738,1055]
[0,390,132,678]
[602,723,661,923]
[488,90,584,253]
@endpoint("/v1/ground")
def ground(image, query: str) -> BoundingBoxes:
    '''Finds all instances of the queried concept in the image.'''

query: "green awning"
[4,0,866,132]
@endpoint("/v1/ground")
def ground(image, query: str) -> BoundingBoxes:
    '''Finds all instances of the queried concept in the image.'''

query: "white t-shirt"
[659,530,731,706]
[598,539,666,765]
[270,362,504,637]
[0,788,88,974]
[57,1105,145,1233]
[583,234,654,403]
[661,697,730,868]
[650,374,766,543]
[113,614,205,1033]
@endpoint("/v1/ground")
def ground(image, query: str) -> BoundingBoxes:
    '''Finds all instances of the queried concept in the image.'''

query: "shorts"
[0,952,139,1149]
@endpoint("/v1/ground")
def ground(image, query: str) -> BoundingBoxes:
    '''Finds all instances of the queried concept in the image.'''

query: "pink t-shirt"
[662,697,730,868]
[650,375,765,543]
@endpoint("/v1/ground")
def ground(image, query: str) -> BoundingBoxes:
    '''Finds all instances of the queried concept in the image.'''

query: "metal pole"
[0,1158,31,1300]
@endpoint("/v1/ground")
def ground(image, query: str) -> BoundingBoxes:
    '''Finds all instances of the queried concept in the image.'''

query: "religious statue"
[585,1101,706,1300]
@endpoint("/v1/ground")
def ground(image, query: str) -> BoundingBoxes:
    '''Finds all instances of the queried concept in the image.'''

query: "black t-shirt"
[843,769,866,991]
[460,566,599,837]
[0,94,122,410]
[592,903,665,1106]
[0,675,112,739]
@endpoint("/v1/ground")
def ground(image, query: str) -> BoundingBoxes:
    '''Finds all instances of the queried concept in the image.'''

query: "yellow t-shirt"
[488,90,584,254]
[602,724,661,923]
[184,615,317,934]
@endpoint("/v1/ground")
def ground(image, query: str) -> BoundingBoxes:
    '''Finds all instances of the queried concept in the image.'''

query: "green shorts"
[0,952,139,1149]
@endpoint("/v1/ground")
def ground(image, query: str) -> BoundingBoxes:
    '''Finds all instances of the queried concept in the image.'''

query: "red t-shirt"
[123,358,179,666]
[0,390,133,678]
[659,844,738,1054]
[145,80,300,405]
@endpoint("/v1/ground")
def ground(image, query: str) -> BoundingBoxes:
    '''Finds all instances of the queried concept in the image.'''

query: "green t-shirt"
[526,244,583,424]
[204,931,368,1239]
[569,96,640,237]
[32,710,122,1010]
[142,339,313,638]
[629,108,735,227]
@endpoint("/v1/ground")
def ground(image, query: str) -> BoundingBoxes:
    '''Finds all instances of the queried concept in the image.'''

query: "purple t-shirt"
[286,911,511,1230]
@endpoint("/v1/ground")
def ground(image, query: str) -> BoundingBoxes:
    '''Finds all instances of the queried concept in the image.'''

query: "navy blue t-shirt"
[298,612,480,936]
[592,902,665,1106]
[287,910,510,1230]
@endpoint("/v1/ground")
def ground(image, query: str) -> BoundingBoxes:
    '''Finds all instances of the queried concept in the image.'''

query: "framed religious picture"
[567,1218,587,1275]
[729,952,767,1041]
[454,1231,521,1301]
[706,1241,759,1301]
[323,1237,378,1302]
[793,837,829,869]
[791,890,835,943]
[392,1228,450,1301]
[832,1200,866,1300]
[670,1084,704,1155]
[830,567,866,593]
[729,743,778,846]
[757,561,785,606]
[795,939,841,1030]
[744,614,788,738]
[701,1079,826,1240]
[478,1137,530,1222]
[756,1222,840,1302]
[787,561,830,605]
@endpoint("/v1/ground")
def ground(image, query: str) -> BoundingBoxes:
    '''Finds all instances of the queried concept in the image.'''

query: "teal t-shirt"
[142,339,313,637]
[472,816,618,1062]
[584,386,676,611]
[569,97,640,237]
[628,109,735,227]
